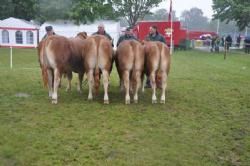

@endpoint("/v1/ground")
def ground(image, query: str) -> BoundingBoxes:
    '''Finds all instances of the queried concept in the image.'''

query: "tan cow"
[143,41,171,104]
[82,35,113,104]
[115,40,145,104]
[38,32,86,104]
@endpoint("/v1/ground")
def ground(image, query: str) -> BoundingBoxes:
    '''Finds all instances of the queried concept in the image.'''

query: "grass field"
[0,48,249,165]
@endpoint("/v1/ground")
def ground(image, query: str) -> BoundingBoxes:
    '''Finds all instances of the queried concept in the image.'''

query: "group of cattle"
[37,32,171,104]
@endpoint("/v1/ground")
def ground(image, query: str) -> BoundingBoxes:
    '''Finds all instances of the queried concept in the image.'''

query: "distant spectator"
[225,35,232,51]
[236,34,241,48]
[210,36,216,52]
[42,26,56,40]
[244,36,250,54]
[221,36,225,47]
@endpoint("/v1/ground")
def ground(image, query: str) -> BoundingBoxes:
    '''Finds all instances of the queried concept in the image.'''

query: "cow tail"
[131,44,137,91]
[94,40,100,95]
[156,44,163,88]
[40,44,48,88]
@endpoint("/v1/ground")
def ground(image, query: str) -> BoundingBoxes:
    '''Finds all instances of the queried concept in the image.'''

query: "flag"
[168,0,172,21]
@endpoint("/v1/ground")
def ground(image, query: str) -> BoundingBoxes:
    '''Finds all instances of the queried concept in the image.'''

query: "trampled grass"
[0,48,249,165]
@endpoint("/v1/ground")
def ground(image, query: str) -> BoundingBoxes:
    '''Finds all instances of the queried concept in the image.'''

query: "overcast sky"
[152,0,214,19]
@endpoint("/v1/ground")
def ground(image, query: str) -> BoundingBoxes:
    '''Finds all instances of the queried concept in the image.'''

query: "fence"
[0,47,39,69]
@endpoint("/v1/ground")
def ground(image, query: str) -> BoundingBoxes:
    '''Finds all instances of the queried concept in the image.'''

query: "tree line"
[0,0,249,32]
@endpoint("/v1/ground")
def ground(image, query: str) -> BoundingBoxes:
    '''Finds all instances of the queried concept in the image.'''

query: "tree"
[36,0,72,23]
[180,7,209,31]
[0,0,38,20]
[212,0,250,30]
[144,8,178,21]
[112,0,163,27]
[68,0,116,24]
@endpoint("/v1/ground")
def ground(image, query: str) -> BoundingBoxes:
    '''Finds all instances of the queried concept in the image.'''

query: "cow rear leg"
[66,72,72,92]
[123,71,130,104]
[77,73,83,94]
[47,69,53,98]
[150,72,157,104]
[52,69,61,104]
[87,70,94,100]
[133,71,141,104]
[102,70,109,104]
[160,72,167,104]
[141,75,145,93]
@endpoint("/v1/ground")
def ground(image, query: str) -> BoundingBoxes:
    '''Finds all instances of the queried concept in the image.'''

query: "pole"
[170,17,173,55]
[245,27,248,36]
[224,42,227,60]
[170,0,173,55]
[216,19,220,34]
[10,46,13,69]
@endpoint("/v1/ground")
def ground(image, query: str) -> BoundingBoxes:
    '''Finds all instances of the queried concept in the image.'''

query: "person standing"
[92,23,114,47]
[42,26,56,40]
[145,25,166,44]
[116,27,137,47]
[144,25,166,88]
[236,34,241,48]
[225,35,232,51]
[244,36,250,54]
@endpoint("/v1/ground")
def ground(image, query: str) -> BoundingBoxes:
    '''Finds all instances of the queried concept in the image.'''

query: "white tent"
[0,17,39,48]
[40,20,120,47]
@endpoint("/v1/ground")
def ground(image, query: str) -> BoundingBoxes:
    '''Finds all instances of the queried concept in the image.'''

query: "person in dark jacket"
[116,27,137,47]
[225,35,232,51]
[145,25,166,88]
[244,36,250,54]
[145,25,166,44]
[42,26,56,40]
[92,23,114,46]
[236,34,241,48]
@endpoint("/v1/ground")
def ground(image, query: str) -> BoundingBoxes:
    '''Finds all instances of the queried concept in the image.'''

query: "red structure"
[133,21,217,47]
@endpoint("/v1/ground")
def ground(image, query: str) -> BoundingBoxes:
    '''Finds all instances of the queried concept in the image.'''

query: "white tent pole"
[170,12,173,55]
[10,46,13,69]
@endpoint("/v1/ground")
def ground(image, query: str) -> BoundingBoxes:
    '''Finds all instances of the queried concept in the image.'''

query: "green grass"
[0,48,249,165]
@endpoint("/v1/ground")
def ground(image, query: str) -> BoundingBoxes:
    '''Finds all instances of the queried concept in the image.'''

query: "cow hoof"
[125,100,130,104]
[104,100,109,104]
[160,100,165,104]
[152,100,157,104]
[134,100,138,104]
[51,99,58,104]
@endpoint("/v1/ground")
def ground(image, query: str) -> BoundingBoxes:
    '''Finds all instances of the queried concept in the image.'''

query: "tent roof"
[40,20,120,34]
[0,17,39,29]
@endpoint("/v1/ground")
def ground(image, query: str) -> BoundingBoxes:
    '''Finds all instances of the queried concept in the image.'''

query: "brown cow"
[115,40,145,104]
[66,32,87,92]
[143,41,171,104]
[38,32,86,104]
[82,35,113,104]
